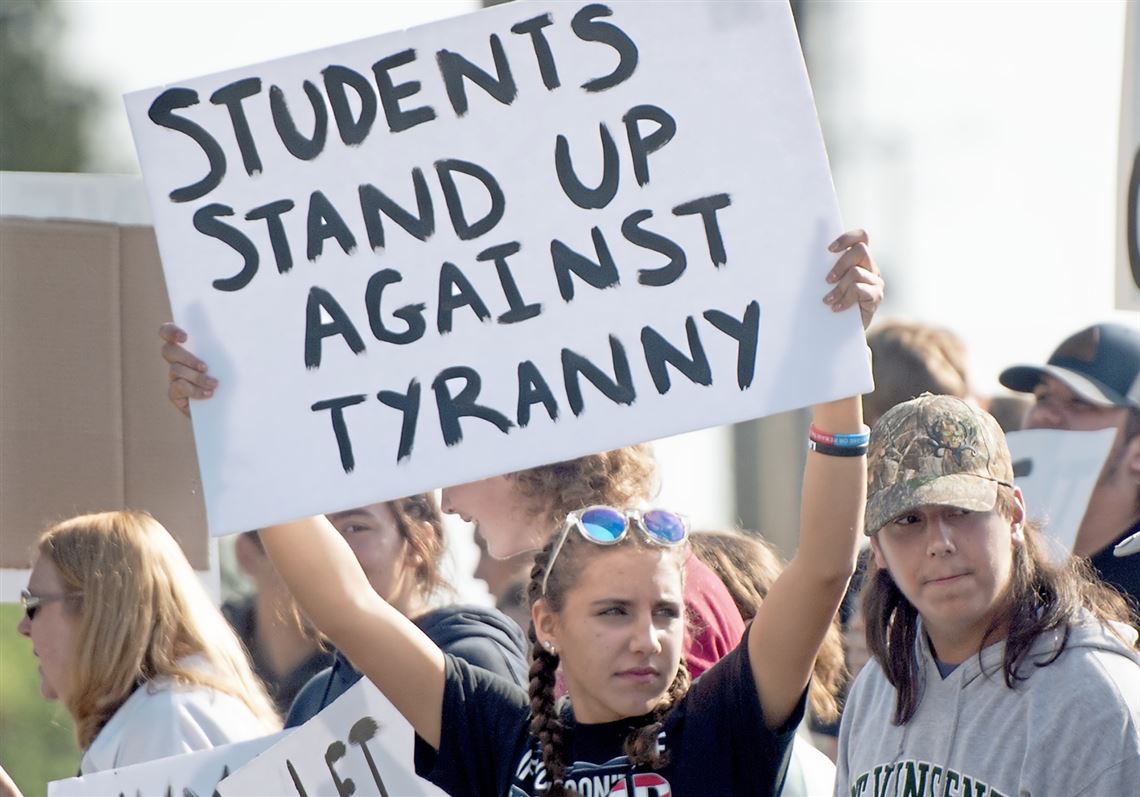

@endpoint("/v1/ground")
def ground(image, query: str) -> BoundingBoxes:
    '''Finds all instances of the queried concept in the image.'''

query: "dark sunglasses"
[541,506,689,597]
[20,588,79,622]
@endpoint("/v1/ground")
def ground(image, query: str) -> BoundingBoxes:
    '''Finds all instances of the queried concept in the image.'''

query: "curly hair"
[863,486,1138,725]
[512,445,658,537]
[38,511,280,750]
[690,529,845,722]
[525,518,689,795]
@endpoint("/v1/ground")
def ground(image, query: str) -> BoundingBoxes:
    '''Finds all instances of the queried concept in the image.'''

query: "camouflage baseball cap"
[865,394,1014,535]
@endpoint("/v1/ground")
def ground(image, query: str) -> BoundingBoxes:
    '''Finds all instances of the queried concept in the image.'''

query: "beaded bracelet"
[808,438,868,457]
[809,423,871,448]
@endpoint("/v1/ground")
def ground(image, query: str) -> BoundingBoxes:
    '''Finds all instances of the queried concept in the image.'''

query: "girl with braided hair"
[253,384,865,796]
[160,231,881,795]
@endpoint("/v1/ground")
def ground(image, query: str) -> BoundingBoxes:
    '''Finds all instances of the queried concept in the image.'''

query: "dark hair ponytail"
[527,618,572,796]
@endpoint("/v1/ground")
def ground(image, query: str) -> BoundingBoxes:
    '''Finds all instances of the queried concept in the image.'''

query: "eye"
[653,604,681,620]
[342,523,370,535]
[948,507,971,517]
[597,605,628,617]
[892,513,920,527]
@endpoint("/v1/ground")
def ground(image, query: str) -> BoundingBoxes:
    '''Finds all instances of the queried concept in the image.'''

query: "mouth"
[924,572,970,586]
[616,667,660,685]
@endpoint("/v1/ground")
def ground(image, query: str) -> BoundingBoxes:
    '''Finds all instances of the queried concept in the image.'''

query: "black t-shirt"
[1089,518,1140,613]
[415,626,801,796]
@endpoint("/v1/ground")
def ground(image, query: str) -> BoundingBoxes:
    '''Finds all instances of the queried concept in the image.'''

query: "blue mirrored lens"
[642,510,687,544]
[579,507,627,542]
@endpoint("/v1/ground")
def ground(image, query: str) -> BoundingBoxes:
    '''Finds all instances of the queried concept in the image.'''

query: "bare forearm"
[799,396,865,582]
[749,395,865,727]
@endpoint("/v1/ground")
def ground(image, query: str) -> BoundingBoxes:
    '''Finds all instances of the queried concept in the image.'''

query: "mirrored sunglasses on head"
[542,505,689,597]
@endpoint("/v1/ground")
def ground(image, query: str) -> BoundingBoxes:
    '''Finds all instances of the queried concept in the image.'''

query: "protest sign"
[1117,0,1139,311]
[216,677,442,797]
[48,731,288,797]
[1007,427,1117,560]
[125,0,871,535]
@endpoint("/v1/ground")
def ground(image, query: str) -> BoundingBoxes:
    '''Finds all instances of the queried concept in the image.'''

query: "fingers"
[159,322,216,415]
[158,322,187,345]
[169,374,215,417]
[828,228,869,253]
[824,229,885,329]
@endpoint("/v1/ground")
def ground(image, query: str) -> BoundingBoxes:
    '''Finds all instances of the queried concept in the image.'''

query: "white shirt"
[81,674,271,773]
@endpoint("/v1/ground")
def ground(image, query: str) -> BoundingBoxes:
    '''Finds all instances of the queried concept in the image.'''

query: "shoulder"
[285,665,335,727]
[1028,625,1140,705]
[82,681,269,772]
[837,659,894,734]
[416,604,529,685]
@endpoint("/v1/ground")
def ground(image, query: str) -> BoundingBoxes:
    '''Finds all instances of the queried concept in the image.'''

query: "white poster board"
[1006,427,1117,561]
[48,731,289,797]
[216,678,443,796]
[125,0,871,535]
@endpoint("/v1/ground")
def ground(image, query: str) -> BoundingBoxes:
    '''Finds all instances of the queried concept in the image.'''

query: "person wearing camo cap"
[835,394,1140,797]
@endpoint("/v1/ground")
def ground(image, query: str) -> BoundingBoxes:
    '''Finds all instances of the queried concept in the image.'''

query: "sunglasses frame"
[20,588,79,622]
[540,505,689,598]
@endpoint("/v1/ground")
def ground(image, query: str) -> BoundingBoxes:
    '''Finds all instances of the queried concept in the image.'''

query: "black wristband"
[808,439,868,457]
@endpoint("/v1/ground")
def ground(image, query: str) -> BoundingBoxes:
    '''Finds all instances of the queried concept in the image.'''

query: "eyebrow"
[327,510,372,524]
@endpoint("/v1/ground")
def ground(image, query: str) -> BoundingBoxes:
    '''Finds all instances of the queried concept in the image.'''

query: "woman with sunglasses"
[17,511,280,773]
[254,383,864,795]
[160,230,878,794]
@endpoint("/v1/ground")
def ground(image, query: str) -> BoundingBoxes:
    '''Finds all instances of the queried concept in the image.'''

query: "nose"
[1025,399,1063,431]
[17,612,31,637]
[439,489,455,514]
[629,612,663,655]
[926,517,956,557]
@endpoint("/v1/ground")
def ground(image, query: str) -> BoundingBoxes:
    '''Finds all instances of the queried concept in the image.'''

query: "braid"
[527,620,573,796]
[624,663,690,768]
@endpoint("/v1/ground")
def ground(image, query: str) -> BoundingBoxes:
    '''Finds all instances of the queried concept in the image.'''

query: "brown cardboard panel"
[1,220,124,567]
[0,219,208,570]
[119,225,208,568]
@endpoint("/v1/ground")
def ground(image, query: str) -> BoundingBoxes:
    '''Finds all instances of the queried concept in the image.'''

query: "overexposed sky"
[59,0,477,171]
[809,0,1136,392]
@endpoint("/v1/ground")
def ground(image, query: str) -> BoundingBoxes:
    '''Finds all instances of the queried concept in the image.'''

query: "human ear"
[532,598,559,650]
[1122,433,1140,485]
[869,535,888,570]
[1010,487,1028,546]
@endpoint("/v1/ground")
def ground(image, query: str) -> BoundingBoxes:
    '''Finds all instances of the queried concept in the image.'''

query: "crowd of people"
[10,228,1140,796]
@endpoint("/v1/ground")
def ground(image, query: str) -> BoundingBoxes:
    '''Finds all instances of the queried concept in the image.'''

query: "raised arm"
[747,230,879,727]
[258,517,447,748]
[158,325,447,747]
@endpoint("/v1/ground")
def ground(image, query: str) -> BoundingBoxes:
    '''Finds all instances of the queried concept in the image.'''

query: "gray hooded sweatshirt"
[836,614,1140,797]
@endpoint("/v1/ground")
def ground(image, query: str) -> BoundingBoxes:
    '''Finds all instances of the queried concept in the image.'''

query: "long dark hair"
[525,525,690,796]
[863,486,1137,724]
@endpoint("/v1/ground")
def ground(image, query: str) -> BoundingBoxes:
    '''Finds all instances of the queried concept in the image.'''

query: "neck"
[923,611,1009,666]
[254,588,320,679]
[1073,484,1140,557]
[383,583,427,619]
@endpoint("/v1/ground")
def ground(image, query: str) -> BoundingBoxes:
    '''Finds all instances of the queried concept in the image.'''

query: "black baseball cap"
[999,323,1140,409]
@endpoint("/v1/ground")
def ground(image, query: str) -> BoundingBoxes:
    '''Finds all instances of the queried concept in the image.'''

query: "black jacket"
[284,603,528,727]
